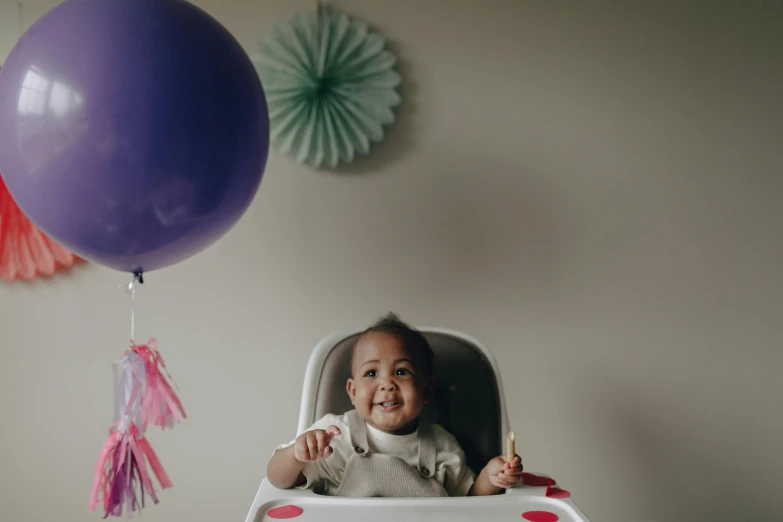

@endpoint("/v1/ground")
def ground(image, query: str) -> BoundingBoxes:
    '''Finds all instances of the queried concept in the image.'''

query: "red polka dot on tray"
[521,472,555,487]
[522,511,559,522]
[546,482,571,499]
[266,505,303,519]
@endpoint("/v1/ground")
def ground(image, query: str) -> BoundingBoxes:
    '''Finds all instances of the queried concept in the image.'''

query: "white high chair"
[245,327,592,522]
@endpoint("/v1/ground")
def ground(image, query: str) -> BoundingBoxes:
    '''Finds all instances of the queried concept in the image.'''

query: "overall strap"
[345,409,370,455]
[417,419,437,479]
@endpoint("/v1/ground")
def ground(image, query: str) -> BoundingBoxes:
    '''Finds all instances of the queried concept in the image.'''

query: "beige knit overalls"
[334,409,449,497]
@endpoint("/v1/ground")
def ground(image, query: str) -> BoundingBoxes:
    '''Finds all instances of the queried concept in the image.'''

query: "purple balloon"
[0,0,269,274]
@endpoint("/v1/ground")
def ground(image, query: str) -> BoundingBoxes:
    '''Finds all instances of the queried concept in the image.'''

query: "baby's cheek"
[403,386,424,404]
[356,387,374,403]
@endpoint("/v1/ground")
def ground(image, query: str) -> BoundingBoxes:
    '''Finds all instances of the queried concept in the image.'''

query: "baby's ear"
[346,378,356,404]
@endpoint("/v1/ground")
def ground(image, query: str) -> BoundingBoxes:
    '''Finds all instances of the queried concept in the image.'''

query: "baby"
[267,313,523,497]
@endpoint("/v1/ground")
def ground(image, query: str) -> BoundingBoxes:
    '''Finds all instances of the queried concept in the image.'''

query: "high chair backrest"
[297,327,510,476]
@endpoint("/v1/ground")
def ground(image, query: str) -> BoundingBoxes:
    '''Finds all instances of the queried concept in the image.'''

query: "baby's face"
[346,331,432,434]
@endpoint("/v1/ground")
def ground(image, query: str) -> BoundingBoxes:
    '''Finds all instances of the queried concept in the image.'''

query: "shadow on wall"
[287,146,573,306]
[591,378,778,522]
[408,155,569,301]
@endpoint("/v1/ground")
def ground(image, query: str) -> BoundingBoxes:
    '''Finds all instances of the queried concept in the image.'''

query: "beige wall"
[1,1,782,521]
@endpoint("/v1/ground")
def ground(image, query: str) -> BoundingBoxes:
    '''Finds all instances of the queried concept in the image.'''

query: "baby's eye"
[364,370,378,378]
[395,368,412,376]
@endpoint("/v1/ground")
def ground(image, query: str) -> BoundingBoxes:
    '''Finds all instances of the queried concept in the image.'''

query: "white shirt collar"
[366,422,420,446]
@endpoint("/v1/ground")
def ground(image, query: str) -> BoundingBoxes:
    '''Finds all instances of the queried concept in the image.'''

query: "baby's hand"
[487,454,523,489]
[293,425,341,463]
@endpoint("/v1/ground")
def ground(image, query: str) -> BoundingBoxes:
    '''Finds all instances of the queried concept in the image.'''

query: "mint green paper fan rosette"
[255,9,402,169]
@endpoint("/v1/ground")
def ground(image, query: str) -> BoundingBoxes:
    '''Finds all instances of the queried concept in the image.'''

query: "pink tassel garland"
[88,340,184,518]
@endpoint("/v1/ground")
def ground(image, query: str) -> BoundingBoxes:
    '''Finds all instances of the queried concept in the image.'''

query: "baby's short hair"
[354,312,435,377]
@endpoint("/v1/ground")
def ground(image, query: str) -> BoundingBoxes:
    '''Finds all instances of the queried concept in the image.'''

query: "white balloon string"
[120,273,143,344]
[130,280,135,342]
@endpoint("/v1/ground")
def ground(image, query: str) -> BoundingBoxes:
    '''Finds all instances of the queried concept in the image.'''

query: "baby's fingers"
[505,464,524,476]
[294,438,312,462]
[315,430,326,451]
[492,475,514,489]
[504,455,522,468]
[502,470,522,485]
[315,431,334,458]
[503,469,522,483]
[325,425,342,440]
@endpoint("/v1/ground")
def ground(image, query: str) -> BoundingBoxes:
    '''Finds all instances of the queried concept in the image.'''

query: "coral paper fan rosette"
[0,62,79,283]
[0,175,81,282]
[255,8,402,169]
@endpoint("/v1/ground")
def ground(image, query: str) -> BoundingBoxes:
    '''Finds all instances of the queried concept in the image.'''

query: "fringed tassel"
[88,425,171,518]
[88,431,121,514]
[132,339,186,430]
[89,341,183,518]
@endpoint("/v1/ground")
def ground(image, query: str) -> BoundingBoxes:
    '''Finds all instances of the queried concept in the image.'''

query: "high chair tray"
[250,479,590,522]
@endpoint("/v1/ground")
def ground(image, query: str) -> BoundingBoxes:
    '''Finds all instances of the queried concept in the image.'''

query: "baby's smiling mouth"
[374,400,402,409]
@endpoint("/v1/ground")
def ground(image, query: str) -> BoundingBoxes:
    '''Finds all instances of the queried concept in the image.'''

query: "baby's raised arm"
[267,425,341,489]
